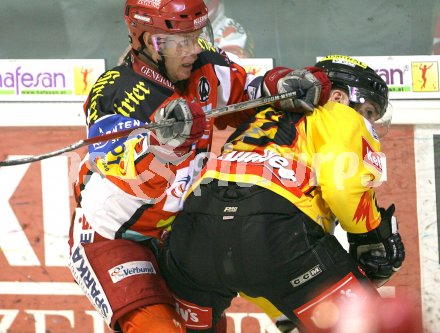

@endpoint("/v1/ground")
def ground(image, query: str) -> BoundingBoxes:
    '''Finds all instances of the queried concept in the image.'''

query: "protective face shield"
[347,87,386,119]
[150,24,214,58]
[372,102,393,138]
[347,85,392,138]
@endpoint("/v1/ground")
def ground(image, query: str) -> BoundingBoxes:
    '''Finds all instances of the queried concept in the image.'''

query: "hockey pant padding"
[69,238,174,329]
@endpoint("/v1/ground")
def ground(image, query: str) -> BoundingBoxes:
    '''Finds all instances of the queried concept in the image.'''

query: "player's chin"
[176,66,192,81]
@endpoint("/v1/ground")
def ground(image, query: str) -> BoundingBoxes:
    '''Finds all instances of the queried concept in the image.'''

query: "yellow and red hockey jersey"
[191,101,384,234]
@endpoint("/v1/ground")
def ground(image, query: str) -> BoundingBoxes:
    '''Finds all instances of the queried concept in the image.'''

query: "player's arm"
[261,66,331,112]
[213,50,331,129]
[90,98,205,195]
[83,70,147,157]
[347,204,405,287]
[315,108,405,286]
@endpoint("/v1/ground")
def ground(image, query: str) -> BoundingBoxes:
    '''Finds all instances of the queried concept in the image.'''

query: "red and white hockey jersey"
[71,45,262,244]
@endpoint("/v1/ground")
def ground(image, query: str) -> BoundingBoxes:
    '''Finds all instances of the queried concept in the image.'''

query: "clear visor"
[150,24,214,58]
[372,102,393,138]
[347,86,392,138]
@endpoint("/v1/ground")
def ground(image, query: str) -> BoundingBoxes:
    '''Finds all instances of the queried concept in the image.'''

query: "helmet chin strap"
[156,55,169,80]
[136,47,182,86]
[135,34,171,81]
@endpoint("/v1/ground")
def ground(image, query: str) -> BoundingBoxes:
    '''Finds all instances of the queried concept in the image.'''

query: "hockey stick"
[0,91,297,167]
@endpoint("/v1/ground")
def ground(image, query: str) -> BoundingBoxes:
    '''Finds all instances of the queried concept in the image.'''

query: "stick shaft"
[81,91,297,146]
[0,91,297,166]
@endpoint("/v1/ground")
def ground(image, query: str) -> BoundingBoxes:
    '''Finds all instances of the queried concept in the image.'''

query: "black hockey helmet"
[315,55,389,120]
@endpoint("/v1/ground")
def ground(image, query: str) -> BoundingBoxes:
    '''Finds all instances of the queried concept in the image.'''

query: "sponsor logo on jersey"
[170,175,192,198]
[73,208,95,246]
[198,76,210,102]
[88,70,121,122]
[91,117,142,151]
[362,137,382,173]
[108,260,156,283]
[174,296,213,329]
[138,65,174,89]
[114,81,151,117]
[69,245,112,321]
[219,149,300,186]
[290,265,322,287]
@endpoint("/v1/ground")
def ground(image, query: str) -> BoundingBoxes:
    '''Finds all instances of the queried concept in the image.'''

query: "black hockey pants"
[160,181,378,332]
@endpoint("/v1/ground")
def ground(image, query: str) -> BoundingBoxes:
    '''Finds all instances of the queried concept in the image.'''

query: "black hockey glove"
[347,204,405,287]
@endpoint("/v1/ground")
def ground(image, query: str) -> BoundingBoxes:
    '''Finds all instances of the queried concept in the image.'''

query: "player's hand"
[262,66,331,112]
[154,98,206,149]
[347,204,405,287]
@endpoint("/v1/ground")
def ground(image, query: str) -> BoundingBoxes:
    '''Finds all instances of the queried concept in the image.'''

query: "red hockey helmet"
[124,0,212,54]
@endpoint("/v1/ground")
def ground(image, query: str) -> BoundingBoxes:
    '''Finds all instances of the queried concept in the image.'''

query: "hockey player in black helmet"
[263,55,399,333]
[316,55,389,116]
[315,55,391,134]
[160,55,407,333]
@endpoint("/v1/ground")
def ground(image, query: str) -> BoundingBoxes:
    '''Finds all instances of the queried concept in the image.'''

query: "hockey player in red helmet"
[124,0,215,82]
[119,0,253,63]
[68,1,331,332]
